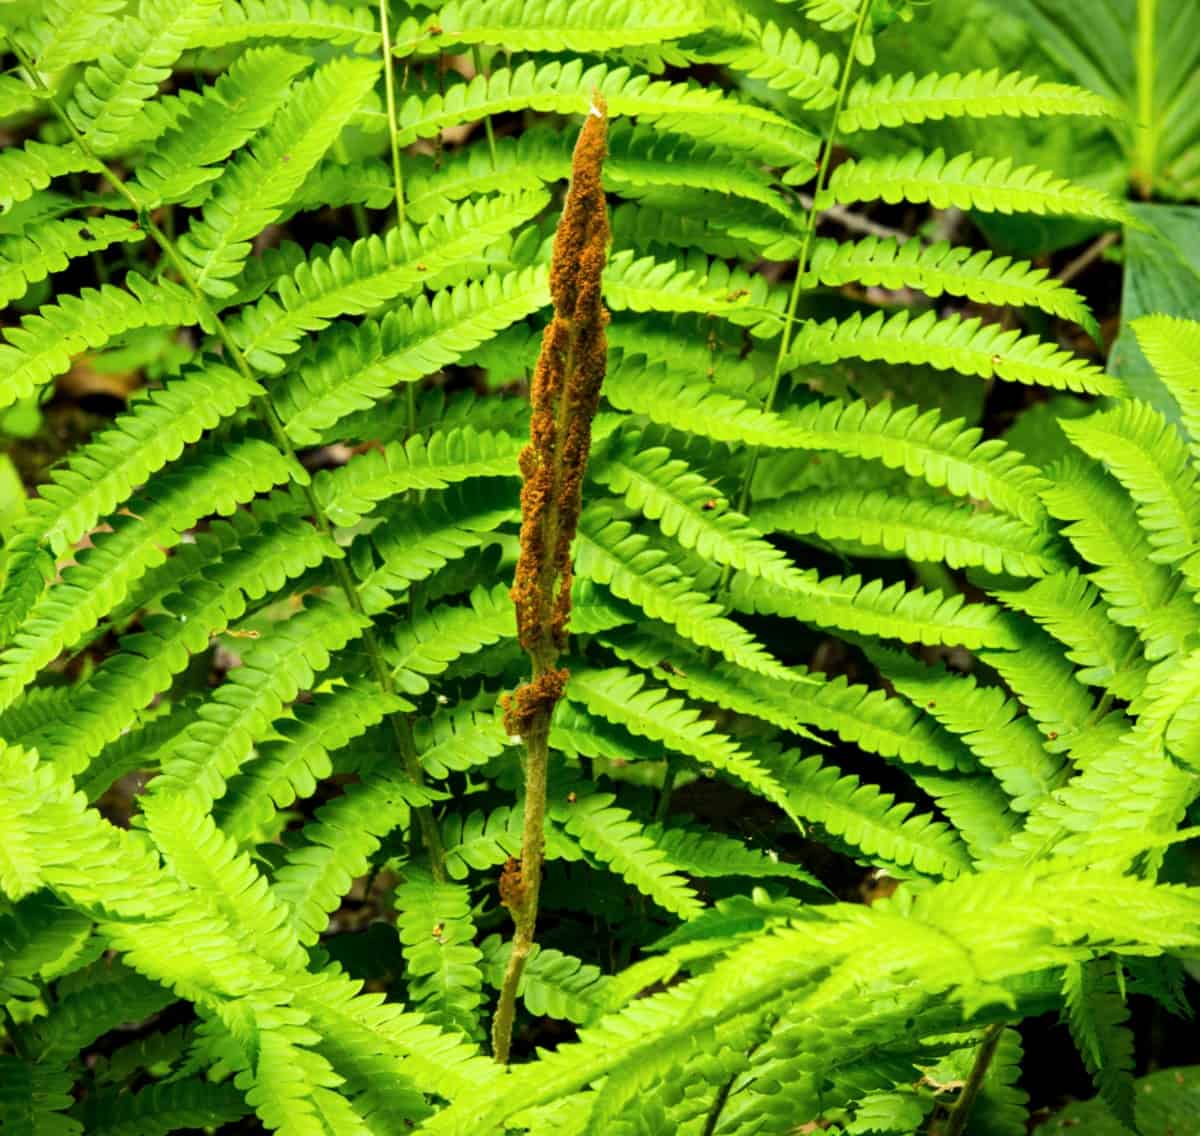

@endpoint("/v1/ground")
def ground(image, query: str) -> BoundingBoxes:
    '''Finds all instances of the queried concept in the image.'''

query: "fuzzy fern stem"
[734,0,873,517]
[937,1024,1005,1136]
[492,97,610,1065]
[5,33,447,878]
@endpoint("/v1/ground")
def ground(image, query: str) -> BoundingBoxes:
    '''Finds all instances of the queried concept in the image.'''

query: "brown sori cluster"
[498,855,525,912]
[501,665,569,741]
[506,95,610,734]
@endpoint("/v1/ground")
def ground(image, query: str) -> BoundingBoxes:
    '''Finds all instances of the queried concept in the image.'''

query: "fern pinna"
[1,0,1198,1132]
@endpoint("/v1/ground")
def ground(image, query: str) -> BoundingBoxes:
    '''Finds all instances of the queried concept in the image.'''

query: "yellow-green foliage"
[0,0,1196,1133]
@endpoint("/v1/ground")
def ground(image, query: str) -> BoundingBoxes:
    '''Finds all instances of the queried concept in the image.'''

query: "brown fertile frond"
[492,100,610,1063]
[510,94,610,670]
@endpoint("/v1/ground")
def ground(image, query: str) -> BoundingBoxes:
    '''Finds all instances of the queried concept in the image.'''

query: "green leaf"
[1109,203,1200,423]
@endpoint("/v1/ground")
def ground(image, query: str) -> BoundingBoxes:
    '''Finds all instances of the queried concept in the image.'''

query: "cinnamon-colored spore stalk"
[492,97,609,1066]
[504,95,610,739]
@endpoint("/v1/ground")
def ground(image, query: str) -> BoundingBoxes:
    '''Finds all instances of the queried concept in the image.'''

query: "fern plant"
[1,0,1198,1132]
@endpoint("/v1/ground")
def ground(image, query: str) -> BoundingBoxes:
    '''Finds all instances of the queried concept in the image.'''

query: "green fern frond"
[442,802,582,881]
[295,967,500,1112]
[761,748,973,877]
[442,806,524,881]
[314,427,522,528]
[606,316,771,388]
[795,0,864,38]
[49,544,299,772]
[178,55,378,297]
[0,73,37,121]
[133,45,310,207]
[805,236,1098,335]
[9,0,124,70]
[0,215,145,306]
[79,699,198,803]
[694,15,840,109]
[0,439,294,722]
[231,190,549,371]
[4,1,1193,1123]
[394,868,485,1038]
[993,569,1148,701]
[785,309,1119,395]
[387,869,1200,1135]
[0,272,198,411]
[187,0,377,51]
[980,622,1097,748]
[600,620,972,770]
[401,141,545,223]
[110,486,316,621]
[551,699,658,765]
[565,665,798,820]
[387,582,516,695]
[404,122,791,225]
[0,1058,80,1135]
[1130,648,1200,768]
[730,571,1020,650]
[479,934,611,1025]
[215,680,408,844]
[63,0,223,156]
[1062,959,1137,1130]
[20,361,265,557]
[1042,454,1200,660]
[235,1026,364,1135]
[921,1028,1028,1136]
[649,823,824,888]
[906,768,1020,861]
[142,791,309,971]
[72,1079,249,1136]
[90,1023,192,1086]
[354,480,516,615]
[430,0,713,53]
[814,148,1132,223]
[609,197,791,262]
[870,648,1066,812]
[840,69,1115,132]
[0,684,75,749]
[605,122,791,211]
[602,357,790,448]
[281,158,395,219]
[1133,315,1200,455]
[145,601,370,808]
[414,694,507,778]
[781,397,1051,524]
[552,792,704,919]
[0,140,100,211]
[1,743,361,1132]
[1062,401,1200,586]
[986,718,1195,867]
[589,429,805,586]
[278,267,548,445]
[0,893,93,1000]
[755,488,1063,576]
[603,249,782,333]
[273,775,440,945]
[392,59,819,167]
[575,507,792,678]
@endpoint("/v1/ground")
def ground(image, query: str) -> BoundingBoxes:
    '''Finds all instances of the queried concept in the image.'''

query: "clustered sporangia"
[493,95,610,1064]
[503,95,611,742]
